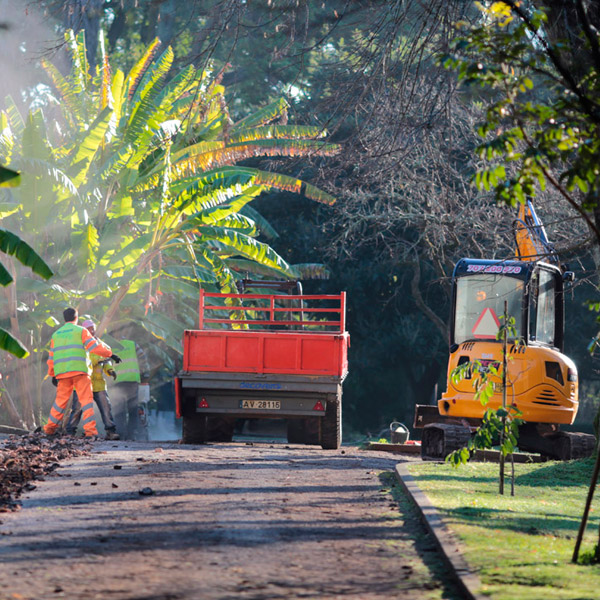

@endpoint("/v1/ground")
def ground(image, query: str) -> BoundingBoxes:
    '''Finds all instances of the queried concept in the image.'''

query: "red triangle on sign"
[471,308,501,339]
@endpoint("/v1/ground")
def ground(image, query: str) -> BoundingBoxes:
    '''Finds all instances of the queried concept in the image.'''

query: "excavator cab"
[451,259,564,352]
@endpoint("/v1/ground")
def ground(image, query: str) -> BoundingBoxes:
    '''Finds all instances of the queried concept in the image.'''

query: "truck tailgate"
[183,330,349,377]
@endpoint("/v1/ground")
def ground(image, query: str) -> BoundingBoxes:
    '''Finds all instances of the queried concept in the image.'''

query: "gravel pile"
[0,432,90,511]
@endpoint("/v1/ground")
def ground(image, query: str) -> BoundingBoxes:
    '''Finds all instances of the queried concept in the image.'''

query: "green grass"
[408,459,600,600]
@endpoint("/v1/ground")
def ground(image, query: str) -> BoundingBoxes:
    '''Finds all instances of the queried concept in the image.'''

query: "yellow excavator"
[415,200,595,460]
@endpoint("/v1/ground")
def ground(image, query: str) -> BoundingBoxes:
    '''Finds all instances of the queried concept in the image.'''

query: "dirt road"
[0,440,461,600]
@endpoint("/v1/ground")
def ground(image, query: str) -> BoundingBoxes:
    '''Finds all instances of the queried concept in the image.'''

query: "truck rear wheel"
[287,419,305,444]
[321,397,341,450]
[206,417,235,442]
[182,416,235,443]
[287,418,320,445]
[182,415,207,444]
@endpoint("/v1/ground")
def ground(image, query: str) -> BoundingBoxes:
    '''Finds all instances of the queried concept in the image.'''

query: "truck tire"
[206,417,235,442]
[182,415,208,444]
[321,397,341,450]
[287,419,305,444]
[287,418,320,445]
[182,416,235,443]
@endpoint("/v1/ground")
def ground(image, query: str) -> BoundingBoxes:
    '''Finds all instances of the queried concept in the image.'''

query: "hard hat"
[82,319,95,328]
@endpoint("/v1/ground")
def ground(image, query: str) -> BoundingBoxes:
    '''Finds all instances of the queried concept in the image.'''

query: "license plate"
[240,400,281,410]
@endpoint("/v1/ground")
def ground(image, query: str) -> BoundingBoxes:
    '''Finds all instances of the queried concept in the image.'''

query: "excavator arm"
[514,199,559,264]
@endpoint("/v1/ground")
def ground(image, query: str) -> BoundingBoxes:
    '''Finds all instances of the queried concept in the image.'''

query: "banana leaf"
[16,277,71,296]
[22,110,50,161]
[0,165,20,188]
[3,96,25,141]
[240,205,279,240]
[125,46,174,145]
[138,311,184,354]
[199,227,299,277]
[0,326,29,358]
[228,124,327,144]
[69,106,113,187]
[125,37,161,100]
[100,232,153,269]
[0,228,53,280]
[157,276,200,299]
[0,262,12,285]
[233,98,289,129]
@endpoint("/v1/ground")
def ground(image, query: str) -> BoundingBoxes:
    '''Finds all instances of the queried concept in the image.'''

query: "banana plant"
[0,29,338,423]
[38,30,338,337]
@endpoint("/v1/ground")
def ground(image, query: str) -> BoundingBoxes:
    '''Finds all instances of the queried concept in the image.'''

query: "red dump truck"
[175,288,349,449]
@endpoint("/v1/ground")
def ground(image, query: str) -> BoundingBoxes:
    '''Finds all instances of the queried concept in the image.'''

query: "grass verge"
[407,458,600,600]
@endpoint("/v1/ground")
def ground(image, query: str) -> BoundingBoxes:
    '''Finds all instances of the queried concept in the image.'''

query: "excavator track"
[421,423,471,460]
[552,431,595,461]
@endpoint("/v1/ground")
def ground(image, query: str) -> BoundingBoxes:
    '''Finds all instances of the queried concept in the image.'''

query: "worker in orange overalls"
[44,307,114,438]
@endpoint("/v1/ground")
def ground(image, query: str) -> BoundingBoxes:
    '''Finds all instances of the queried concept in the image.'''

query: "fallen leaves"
[0,432,90,511]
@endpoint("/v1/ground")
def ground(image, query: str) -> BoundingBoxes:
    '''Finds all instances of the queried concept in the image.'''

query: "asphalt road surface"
[0,440,461,600]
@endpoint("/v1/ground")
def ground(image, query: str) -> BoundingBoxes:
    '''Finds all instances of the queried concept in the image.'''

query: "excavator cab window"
[528,268,557,346]
[454,274,524,344]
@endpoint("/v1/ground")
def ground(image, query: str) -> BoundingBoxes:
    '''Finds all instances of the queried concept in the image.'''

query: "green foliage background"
[3,0,600,434]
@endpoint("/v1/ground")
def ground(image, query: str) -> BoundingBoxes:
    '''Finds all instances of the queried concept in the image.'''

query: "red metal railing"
[198,289,346,333]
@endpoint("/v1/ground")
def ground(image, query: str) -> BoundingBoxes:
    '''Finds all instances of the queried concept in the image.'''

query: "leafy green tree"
[440,1,600,246]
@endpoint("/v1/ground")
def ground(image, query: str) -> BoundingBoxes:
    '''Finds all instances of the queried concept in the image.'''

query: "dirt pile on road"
[0,433,90,511]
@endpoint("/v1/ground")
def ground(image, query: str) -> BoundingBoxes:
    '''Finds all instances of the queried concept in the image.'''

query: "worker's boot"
[105,430,120,440]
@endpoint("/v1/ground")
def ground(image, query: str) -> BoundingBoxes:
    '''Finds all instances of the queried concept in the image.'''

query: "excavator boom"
[514,199,558,264]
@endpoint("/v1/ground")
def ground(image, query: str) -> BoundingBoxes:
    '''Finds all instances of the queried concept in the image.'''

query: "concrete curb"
[394,463,486,600]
